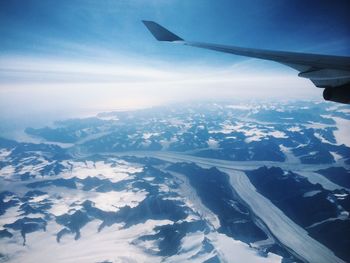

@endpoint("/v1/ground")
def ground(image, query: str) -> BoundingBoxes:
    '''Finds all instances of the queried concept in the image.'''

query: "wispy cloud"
[0,54,318,122]
[0,53,299,84]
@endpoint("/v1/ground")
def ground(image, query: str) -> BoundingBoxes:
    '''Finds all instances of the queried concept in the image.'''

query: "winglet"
[142,21,183,42]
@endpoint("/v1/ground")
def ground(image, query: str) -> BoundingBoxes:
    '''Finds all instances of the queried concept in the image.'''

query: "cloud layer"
[0,55,320,122]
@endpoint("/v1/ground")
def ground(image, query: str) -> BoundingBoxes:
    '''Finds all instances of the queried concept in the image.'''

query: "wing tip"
[142,20,183,42]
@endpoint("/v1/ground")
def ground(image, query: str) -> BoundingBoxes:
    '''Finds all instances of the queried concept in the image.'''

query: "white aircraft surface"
[143,21,350,104]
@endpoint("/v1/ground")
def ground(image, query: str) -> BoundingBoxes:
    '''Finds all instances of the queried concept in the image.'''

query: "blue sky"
[1,0,349,61]
[0,0,349,123]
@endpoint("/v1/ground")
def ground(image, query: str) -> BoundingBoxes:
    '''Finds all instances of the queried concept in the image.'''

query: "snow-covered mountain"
[0,101,349,262]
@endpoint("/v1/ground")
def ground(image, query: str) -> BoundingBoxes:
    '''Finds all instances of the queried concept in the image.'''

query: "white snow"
[0,219,172,263]
[3,195,15,203]
[297,171,345,191]
[90,190,147,212]
[166,170,221,230]
[207,138,219,149]
[0,149,12,160]
[47,187,147,216]
[287,126,301,132]
[159,136,177,150]
[142,132,159,140]
[172,232,209,261]
[330,151,343,162]
[267,131,287,139]
[224,169,344,263]
[48,202,72,217]
[211,122,237,134]
[0,165,16,180]
[245,135,263,143]
[335,193,348,200]
[314,133,331,144]
[245,130,287,143]
[210,121,287,142]
[62,160,143,183]
[208,232,282,263]
[226,105,252,110]
[304,122,331,130]
[279,145,300,164]
[145,152,346,263]
[12,156,52,178]
[333,117,350,147]
[30,194,50,203]
[97,115,119,121]
[340,211,349,218]
[0,206,22,226]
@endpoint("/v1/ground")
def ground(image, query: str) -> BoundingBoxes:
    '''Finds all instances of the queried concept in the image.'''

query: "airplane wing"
[142,20,350,104]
